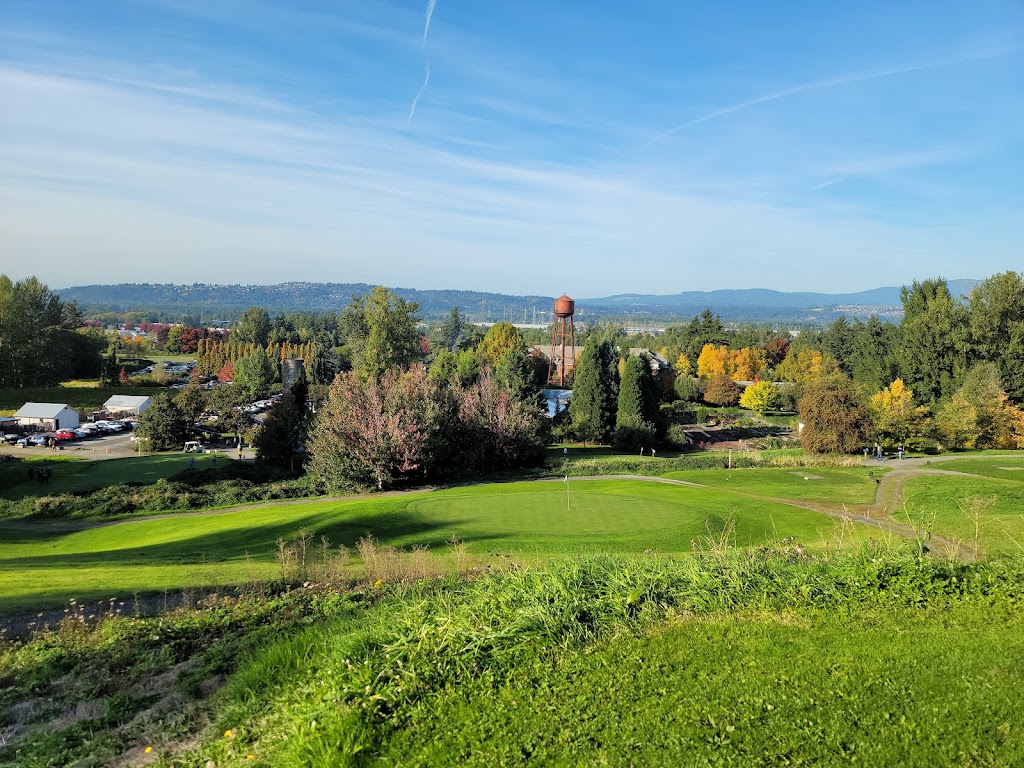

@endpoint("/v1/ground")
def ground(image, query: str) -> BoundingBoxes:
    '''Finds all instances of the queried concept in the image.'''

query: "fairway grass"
[898,473,1024,555]
[0,479,883,613]
[0,453,218,501]
[663,466,887,506]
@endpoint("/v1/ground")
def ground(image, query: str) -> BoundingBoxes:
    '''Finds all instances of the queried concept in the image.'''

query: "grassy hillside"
[4,551,1020,766]
[0,478,883,613]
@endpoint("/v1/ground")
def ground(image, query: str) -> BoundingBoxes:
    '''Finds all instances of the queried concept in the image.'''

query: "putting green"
[0,479,884,613]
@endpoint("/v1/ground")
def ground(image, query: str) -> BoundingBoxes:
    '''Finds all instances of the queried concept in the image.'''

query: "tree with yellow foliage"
[731,347,768,381]
[869,379,928,447]
[674,352,693,378]
[696,344,729,379]
[774,349,838,383]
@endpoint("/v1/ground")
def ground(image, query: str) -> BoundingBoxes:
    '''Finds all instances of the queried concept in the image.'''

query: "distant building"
[628,348,673,376]
[14,403,80,431]
[103,395,153,416]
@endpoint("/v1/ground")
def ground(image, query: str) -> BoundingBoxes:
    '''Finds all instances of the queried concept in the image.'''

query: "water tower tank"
[554,294,575,318]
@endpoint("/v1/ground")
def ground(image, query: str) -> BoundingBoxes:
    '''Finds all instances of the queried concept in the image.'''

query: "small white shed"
[14,403,80,431]
[103,395,153,416]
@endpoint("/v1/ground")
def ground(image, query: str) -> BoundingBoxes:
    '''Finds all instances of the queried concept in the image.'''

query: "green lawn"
[0,454,218,501]
[663,466,887,505]
[0,479,882,613]
[381,602,1024,767]
[898,474,1024,555]
[925,455,1024,483]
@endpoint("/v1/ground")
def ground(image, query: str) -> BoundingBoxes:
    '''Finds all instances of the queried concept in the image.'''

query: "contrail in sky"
[423,0,436,45]
[409,0,436,122]
[408,63,430,122]
[645,51,1007,145]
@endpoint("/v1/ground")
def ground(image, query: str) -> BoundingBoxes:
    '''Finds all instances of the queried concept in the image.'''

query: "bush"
[613,419,657,452]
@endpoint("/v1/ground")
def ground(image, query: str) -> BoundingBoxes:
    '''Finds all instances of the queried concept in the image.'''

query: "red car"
[54,429,77,441]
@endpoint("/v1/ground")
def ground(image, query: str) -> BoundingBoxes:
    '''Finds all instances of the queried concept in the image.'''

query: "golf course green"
[0,477,880,613]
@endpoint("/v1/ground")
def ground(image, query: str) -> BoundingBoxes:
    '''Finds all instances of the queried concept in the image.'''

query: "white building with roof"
[13,403,80,431]
[103,395,153,416]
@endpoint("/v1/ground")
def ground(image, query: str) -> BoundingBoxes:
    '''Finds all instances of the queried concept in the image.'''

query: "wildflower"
[225,729,234,738]
[145,746,153,754]
[247,756,255,760]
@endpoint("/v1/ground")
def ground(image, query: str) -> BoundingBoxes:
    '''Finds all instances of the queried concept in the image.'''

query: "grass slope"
[898,474,1024,555]
[0,479,878,613]
[158,553,1024,767]
[385,604,1024,767]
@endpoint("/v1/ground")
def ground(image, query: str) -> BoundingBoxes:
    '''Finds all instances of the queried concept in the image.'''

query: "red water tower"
[547,294,576,386]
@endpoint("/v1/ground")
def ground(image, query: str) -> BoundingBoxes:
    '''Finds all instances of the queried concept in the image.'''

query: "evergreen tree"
[896,279,969,403]
[821,317,855,374]
[968,271,1024,403]
[494,345,542,408]
[850,316,898,392]
[439,307,464,352]
[569,338,604,444]
[614,354,659,449]
[255,374,309,470]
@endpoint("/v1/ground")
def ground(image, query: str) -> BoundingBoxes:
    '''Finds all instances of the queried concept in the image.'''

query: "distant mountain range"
[59,279,981,326]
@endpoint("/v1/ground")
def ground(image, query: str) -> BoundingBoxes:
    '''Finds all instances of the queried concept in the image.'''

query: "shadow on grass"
[0,509,515,570]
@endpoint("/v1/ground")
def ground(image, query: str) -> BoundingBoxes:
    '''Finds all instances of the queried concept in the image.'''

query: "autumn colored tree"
[306,369,428,490]
[674,352,693,377]
[703,373,741,406]
[774,349,838,383]
[696,344,729,379]
[479,322,525,366]
[869,379,928,447]
[763,336,790,367]
[797,375,871,454]
[730,347,768,381]
[739,380,780,412]
[217,361,234,383]
[459,373,547,470]
[118,367,130,385]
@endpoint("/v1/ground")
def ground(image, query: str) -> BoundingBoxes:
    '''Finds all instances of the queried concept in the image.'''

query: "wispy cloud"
[423,0,436,45]
[408,0,437,123]
[646,50,1010,145]
[408,63,430,122]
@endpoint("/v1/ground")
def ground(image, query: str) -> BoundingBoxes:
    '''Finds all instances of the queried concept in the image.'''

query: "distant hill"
[59,279,981,326]
[582,280,980,309]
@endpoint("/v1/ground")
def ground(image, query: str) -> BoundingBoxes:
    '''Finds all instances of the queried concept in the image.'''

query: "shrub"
[703,374,740,406]
[612,418,657,452]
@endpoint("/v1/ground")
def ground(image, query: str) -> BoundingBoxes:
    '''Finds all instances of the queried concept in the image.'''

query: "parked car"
[54,429,77,441]
[73,429,90,439]
[2,434,20,444]
[28,434,52,446]
[15,437,29,447]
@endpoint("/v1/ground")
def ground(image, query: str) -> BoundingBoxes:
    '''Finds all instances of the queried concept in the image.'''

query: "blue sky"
[1,0,1021,296]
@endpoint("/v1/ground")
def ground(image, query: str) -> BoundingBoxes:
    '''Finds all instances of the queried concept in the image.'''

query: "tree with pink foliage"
[307,369,429,490]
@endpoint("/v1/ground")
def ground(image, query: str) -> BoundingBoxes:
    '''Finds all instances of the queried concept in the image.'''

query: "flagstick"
[565,475,570,511]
